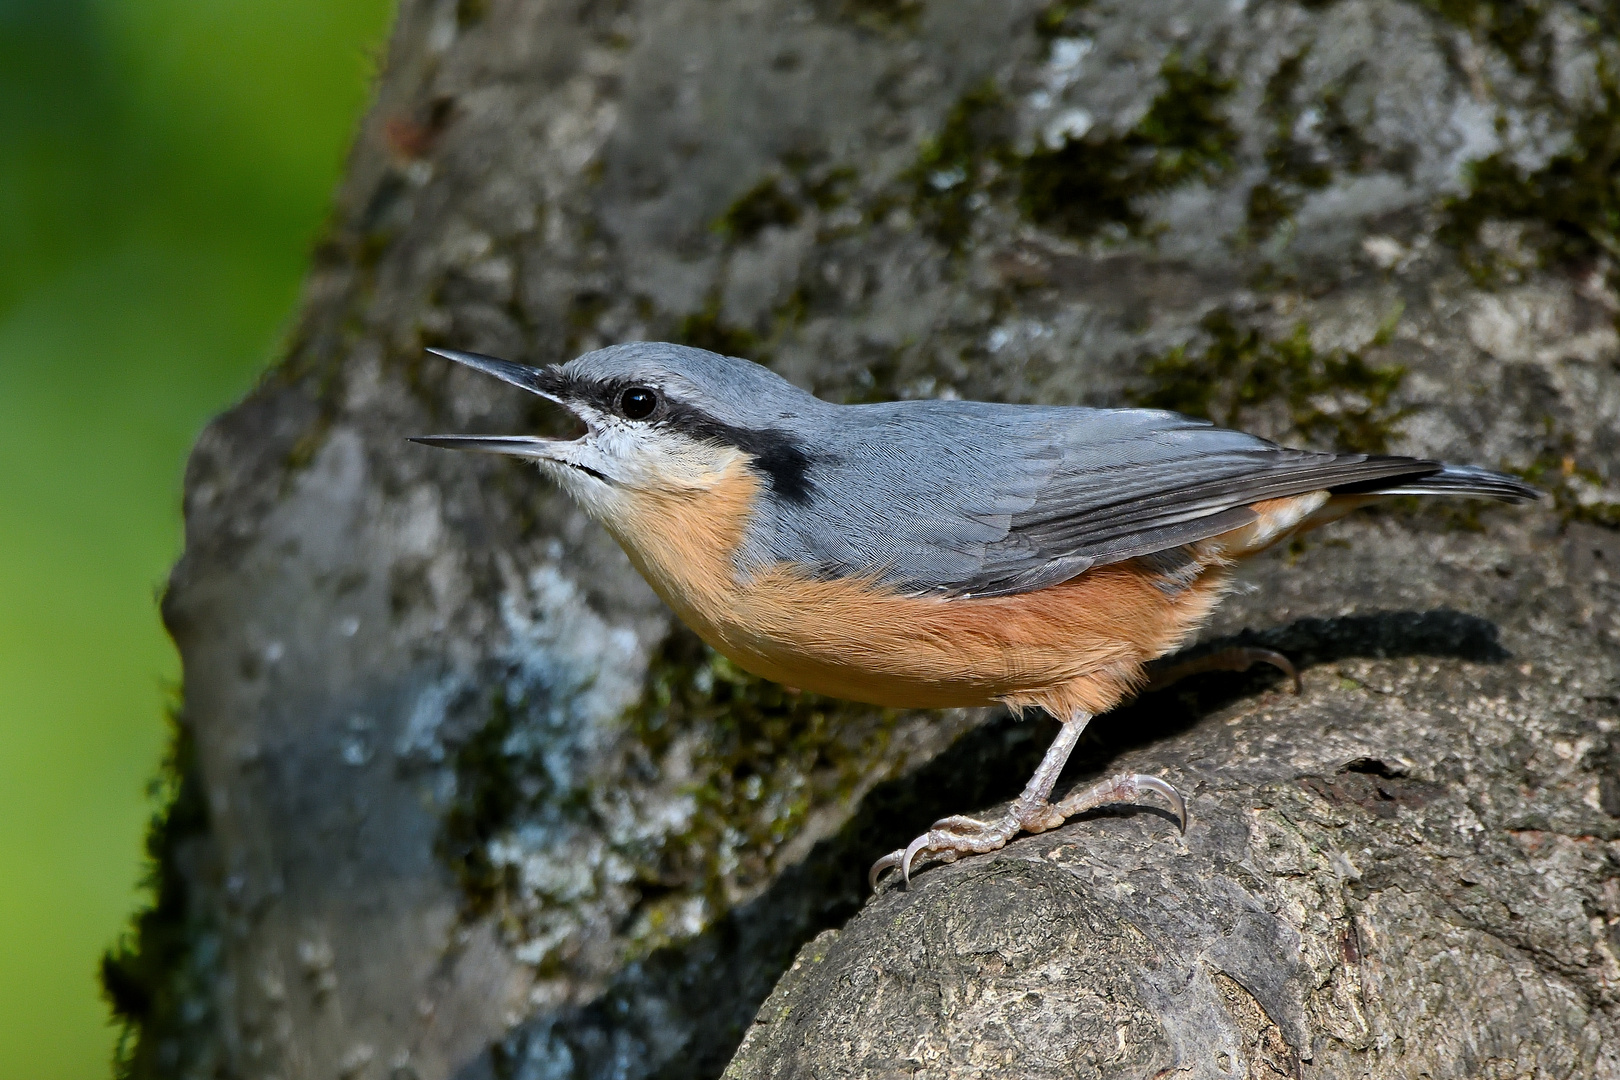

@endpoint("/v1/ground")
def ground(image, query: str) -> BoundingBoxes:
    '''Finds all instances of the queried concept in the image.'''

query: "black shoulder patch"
[729,427,814,503]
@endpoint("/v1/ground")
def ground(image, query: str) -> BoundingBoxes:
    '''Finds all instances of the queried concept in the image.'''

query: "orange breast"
[601,461,1248,719]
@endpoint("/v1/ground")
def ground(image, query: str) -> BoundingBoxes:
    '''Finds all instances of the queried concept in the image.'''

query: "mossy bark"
[113,0,1620,1077]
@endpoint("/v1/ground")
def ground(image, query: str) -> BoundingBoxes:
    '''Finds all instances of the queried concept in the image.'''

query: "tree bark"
[116,0,1620,1077]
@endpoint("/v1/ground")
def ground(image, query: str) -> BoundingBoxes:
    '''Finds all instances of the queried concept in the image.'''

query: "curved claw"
[871,817,1007,891]
[1128,773,1188,834]
[1246,647,1302,695]
[868,848,904,891]
[901,832,936,887]
[869,831,957,891]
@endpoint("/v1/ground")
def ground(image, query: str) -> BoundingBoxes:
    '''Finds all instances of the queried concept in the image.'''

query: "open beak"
[409,433,563,457]
[421,347,563,399]
[409,348,583,458]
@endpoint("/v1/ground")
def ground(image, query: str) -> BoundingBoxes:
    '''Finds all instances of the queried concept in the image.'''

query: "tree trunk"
[110,0,1620,1077]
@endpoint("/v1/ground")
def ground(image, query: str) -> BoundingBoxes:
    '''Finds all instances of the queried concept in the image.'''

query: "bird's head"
[412,343,820,519]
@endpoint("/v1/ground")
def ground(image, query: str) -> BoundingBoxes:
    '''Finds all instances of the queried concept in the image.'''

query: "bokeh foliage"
[0,2,394,1077]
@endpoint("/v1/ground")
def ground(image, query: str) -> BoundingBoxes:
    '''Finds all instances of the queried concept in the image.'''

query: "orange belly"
[603,463,1343,719]
[668,559,1232,717]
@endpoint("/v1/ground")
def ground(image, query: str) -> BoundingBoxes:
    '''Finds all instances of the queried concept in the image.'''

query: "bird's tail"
[1367,463,1541,503]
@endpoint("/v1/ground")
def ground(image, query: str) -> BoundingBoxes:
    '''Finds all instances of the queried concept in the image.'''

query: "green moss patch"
[1247,47,1402,241]
[622,629,905,919]
[434,629,915,964]
[683,160,855,356]
[673,300,764,360]
[1248,49,1333,237]
[834,0,924,33]
[437,692,533,918]
[1416,0,1544,73]
[907,82,1010,252]
[1019,53,1238,239]
[1440,73,1620,284]
[900,52,1239,251]
[716,177,803,243]
[1034,0,1093,44]
[1132,309,1413,454]
[101,714,219,1080]
[800,165,858,213]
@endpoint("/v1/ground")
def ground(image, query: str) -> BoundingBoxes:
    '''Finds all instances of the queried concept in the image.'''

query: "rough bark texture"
[111,0,1620,1078]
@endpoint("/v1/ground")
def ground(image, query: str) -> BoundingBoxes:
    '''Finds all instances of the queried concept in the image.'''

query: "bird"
[412,342,1539,889]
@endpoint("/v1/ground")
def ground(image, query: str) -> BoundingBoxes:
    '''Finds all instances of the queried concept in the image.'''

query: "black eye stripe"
[545,369,813,502]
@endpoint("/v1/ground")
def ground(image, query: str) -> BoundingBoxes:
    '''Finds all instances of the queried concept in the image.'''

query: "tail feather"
[1369,463,1541,503]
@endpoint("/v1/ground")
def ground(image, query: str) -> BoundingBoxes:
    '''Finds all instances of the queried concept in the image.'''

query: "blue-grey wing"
[738,401,1441,597]
[736,404,1060,589]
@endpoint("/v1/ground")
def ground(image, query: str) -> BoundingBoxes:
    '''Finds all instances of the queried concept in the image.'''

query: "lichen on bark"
[431,617,941,982]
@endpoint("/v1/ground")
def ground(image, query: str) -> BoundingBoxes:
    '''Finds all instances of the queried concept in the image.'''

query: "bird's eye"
[619,386,658,420]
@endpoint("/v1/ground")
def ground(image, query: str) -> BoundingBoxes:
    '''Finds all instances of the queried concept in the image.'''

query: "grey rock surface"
[129,0,1620,1077]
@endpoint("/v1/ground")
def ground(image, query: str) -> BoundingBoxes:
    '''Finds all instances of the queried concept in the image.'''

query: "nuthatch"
[414,343,1539,888]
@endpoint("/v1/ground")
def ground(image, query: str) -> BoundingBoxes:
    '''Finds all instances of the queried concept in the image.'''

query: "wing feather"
[737,401,1460,598]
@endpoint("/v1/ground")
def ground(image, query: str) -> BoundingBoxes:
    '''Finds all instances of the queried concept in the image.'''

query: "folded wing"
[738,401,1535,598]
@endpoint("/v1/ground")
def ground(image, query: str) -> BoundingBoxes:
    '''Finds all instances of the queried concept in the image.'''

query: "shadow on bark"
[455,607,1506,1080]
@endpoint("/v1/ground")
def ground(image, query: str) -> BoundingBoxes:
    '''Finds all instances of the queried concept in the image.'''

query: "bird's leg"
[867,719,1080,891]
[868,712,1187,890]
[1142,645,1301,695]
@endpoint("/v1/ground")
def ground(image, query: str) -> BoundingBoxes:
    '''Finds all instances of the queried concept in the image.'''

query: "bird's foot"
[866,808,1039,891]
[1053,771,1187,829]
[868,772,1186,890]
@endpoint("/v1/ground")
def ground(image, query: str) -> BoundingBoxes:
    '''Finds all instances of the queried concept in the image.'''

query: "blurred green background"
[0,1,395,1076]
